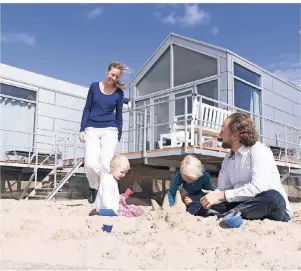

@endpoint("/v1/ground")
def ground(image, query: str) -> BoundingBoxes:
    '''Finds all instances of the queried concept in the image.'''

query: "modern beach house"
[1,33,300,202]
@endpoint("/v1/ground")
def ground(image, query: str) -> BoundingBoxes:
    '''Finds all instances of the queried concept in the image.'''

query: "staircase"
[27,159,85,200]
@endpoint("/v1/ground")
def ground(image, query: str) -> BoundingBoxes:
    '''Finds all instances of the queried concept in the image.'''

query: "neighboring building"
[0,63,129,163]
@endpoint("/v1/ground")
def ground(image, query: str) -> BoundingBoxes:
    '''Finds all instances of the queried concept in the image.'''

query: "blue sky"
[2,3,300,90]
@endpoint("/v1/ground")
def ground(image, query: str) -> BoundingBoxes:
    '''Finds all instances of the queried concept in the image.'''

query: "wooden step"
[28,191,86,200]
[48,172,68,176]
[35,189,65,196]
[28,194,47,200]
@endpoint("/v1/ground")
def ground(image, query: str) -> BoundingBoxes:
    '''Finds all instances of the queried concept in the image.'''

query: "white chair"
[158,99,231,149]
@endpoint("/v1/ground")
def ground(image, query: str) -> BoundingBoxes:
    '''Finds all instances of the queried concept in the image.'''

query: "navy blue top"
[168,171,214,203]
[80,82,124,141]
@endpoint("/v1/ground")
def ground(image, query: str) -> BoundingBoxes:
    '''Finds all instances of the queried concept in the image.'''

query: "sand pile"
[1,198,301,270]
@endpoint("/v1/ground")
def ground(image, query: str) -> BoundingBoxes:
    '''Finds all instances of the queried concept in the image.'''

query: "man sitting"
[186,112,291,222]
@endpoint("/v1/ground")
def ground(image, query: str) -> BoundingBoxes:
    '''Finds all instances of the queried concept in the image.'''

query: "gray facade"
[127,33,301,154]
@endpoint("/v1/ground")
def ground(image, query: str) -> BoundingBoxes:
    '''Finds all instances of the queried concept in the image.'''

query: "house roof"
[130,32,301,92]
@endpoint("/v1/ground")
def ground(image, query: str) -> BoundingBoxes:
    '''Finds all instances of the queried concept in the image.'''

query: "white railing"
[0,127,85,193]
[119,92,301,166]
[1,91,301,194]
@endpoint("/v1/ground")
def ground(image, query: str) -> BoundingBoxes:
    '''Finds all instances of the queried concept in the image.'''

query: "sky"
[1,3,301,92]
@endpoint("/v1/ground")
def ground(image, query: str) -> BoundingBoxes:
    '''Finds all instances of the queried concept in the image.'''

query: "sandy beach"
[1,199,301,270]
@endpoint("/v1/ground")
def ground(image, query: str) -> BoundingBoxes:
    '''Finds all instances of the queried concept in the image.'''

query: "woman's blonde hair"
[107,62,128,90]
[110,154,130,171]
[180,155,204,180]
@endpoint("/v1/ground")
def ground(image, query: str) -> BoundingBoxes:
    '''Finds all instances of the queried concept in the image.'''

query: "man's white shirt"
[216,141,292,216]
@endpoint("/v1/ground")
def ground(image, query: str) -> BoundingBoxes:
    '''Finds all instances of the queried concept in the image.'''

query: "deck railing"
[120,93,301,166]
[1,92,300,194]
[0,127,84,191]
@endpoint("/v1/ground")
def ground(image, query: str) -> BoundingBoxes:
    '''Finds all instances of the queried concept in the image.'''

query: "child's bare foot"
[183,195,193,205]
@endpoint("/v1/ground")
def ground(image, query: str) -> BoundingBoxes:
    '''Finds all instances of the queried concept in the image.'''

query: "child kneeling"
[95,154,144,217]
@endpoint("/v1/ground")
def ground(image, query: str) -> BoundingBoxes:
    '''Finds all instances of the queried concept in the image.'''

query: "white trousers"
[84,127,118,190]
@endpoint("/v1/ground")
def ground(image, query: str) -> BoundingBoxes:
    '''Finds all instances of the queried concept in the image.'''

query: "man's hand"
[200,190,225,209]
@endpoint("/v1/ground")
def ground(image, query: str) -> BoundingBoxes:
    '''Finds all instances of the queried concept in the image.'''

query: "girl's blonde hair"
[110,154,130,171]
[107,62,128,90]
[180,155,204,180]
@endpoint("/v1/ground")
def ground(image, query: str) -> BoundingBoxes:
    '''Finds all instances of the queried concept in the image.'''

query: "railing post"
[261,114,265,145]
[143,106,147,157]
[284,125,288,164]
[28,133,32,165]
[64,129,67,161]
[54,134,57,188]
[199,95,203,149]
[184,97,188,153]
[74,130,77,165]
[299,132,301,162]
[34,148,38,189]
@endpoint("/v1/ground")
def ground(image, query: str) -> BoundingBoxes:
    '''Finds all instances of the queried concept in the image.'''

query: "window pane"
[175,91,193,116]
[197,80,218,106]
[174,45,218,86]
[234,79,261,112]
[0,83,37,101]
[136,48,170,97]
[154,97,170,147]
[234,63,261,86]
[135,100,150,151]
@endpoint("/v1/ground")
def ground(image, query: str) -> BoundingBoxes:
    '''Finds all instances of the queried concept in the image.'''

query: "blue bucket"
[223,210,243,228]
[102,224,113,232]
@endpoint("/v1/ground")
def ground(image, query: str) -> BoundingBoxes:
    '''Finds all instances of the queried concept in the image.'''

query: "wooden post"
[17,173,22,191]
[167,166,177,196]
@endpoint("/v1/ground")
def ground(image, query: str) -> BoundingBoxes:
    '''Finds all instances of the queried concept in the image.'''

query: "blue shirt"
[80,82,124,140]
[168,171,214,203]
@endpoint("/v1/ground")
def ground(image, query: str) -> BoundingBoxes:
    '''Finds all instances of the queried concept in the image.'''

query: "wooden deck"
[62,145,301,169]
[0,160,54,169]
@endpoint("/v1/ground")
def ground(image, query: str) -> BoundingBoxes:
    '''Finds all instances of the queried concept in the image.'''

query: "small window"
[0,83,37,101]
[234,63,261,86]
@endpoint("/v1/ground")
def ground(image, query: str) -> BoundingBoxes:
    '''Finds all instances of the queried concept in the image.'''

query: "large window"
[174,45,218,86]
[234,80,261,113]
[136,48,170,98]
[0,83,36,160]
[0,83,37,101]
[234,63,262,132]
[234,63,260,86]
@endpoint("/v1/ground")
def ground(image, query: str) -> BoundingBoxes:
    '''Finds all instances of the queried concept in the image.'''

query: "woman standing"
[79,62,126,203]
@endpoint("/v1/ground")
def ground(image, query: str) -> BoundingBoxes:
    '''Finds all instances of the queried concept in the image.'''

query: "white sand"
[1,199,301,270]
